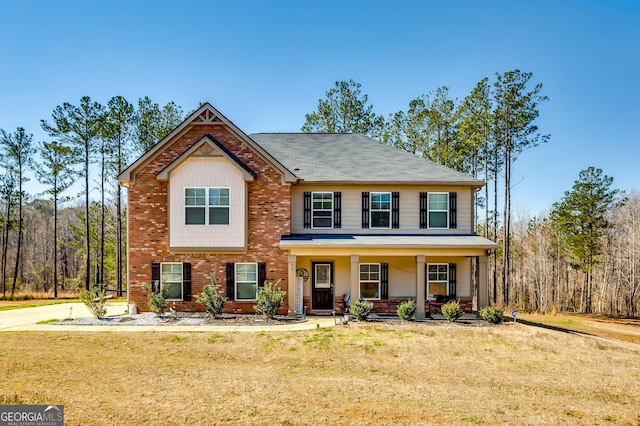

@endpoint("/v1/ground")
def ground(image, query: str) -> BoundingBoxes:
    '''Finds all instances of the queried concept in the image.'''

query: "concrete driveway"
[0,301,336,332]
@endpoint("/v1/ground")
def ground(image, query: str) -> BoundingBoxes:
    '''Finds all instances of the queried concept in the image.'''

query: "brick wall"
[127,125,291,313]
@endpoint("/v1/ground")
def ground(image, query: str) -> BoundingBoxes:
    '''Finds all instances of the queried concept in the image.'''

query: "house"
[118,103,497,319]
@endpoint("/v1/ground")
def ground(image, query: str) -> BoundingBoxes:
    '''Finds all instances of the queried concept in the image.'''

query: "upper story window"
[185,187,230,225]
[312,192,333,228]
[427,192,448,229]
[371,192,391,228]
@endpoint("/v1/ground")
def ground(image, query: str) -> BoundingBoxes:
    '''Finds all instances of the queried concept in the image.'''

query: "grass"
[0,322,639,425]
[517,312,640,345]
[0,299,80,311]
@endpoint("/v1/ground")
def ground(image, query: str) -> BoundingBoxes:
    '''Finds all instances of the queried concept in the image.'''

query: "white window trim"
[370,192,391,229]
[184,187,231,226]
[235,262,258,301]
[161,262,183,301]
[311,192,333,229]
[427,192,449,229]
[359,263,381,300]
[427,263,449,299]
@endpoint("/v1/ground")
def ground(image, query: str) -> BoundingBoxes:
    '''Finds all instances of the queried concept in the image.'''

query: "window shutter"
[333,192,341,228]
[362,192,370,228]
[151,262,160,293]
[258,262,266,289]
[381,263,389,300]
[419,192,428,229]
[392,192,400,229]
[449,192,457,229]
[303,192,311,228]
[448,263,457,298]
[182,262,192,301]
[226,263,235,300]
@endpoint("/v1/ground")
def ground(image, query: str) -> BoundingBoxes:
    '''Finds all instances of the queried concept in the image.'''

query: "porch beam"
[416,255,426,319]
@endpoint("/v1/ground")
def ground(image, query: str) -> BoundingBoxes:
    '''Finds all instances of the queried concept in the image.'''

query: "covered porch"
[281,235,497,319]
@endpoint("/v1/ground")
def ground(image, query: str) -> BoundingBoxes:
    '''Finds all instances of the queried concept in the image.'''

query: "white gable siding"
[291,186,473,234]
[169,157,246,249]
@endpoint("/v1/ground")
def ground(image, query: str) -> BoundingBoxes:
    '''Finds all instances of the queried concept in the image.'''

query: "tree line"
[303,74,637,316]
[0,96,184,297]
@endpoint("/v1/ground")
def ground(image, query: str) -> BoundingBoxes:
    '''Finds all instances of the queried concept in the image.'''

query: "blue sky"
[0,0,638,216]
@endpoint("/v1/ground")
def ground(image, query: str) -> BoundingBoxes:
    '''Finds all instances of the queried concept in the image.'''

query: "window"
[427,264,448,298]
[161,263,183,300]
[185,187,230,225]
[235,263,257,300]
[359,263,380,299]
[312,192,333,228]
[371,192,391,228]
[428,193,448,228]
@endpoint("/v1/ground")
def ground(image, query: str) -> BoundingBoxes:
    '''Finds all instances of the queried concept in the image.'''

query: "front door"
[312,262,333,310]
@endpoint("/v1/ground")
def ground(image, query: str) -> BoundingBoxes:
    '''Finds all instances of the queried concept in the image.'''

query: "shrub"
[479,305,504,324]
[80,287,107,319]
[196,273,228,318]
[350,300,374,321]
[441,300,463,322]
[254,280,286,318]
[142,282,169,317]
[396,299,417,321]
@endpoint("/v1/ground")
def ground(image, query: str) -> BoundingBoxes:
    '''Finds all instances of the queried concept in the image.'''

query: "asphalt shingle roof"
[249,133,484,185]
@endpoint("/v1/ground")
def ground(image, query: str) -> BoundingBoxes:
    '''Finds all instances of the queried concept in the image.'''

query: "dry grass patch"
[1,323,639,425]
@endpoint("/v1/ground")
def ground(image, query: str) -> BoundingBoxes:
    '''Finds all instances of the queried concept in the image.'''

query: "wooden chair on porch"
[428,295,446,315]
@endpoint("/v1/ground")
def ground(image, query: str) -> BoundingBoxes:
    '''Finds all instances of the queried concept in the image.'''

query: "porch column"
[287,254,297,317]
[350,255,359,300]
[477,255,489,309]
[416,255,426,319]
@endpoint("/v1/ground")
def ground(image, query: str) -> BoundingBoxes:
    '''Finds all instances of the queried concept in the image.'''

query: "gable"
[157,134,256,181]
[117,103,296,187]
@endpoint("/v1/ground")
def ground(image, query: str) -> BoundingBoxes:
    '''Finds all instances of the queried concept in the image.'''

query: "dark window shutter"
[392,192,400,229]
[151,262,160,293]
[449,192,457,229]
[258,262,266,288]
[226,263,235,300]
[381,263,389,300]
[448,263,457,298]
[333,192,341,228]
[303,192,311,228]
[182,262,192,301]
[362,192,370,228]
[419,192,428,229]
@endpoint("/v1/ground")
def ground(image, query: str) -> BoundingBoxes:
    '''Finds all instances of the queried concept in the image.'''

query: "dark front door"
[312,262,333,310]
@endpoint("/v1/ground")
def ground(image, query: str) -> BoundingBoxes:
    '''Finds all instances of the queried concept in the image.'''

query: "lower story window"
[236,263,257,300]
[162,263,183,300]
[427,264,448,298]
[359,263,380,299]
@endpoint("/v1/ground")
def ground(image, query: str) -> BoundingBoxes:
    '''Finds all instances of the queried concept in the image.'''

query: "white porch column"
[477,255,489,308]
[416,255,426,319]
[350,255,359,300]
[287,254,297,317]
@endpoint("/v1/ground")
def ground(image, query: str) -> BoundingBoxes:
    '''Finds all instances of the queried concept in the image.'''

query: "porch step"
[310,310,334,316]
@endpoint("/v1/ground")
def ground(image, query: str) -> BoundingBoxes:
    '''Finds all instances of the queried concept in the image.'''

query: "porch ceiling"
[280,234,497,256]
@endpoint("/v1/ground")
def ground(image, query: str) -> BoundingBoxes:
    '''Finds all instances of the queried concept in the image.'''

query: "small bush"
[142,282,169,317]
[350,300,374,321]
[397,299,417,321]
[479,305,504,324]
[254,280,286,318]
[80,287,107,319]
[441,300,463,322]
[196,273,228,318]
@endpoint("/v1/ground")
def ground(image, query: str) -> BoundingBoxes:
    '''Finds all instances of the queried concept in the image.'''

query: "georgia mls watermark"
[0,405,63,426]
